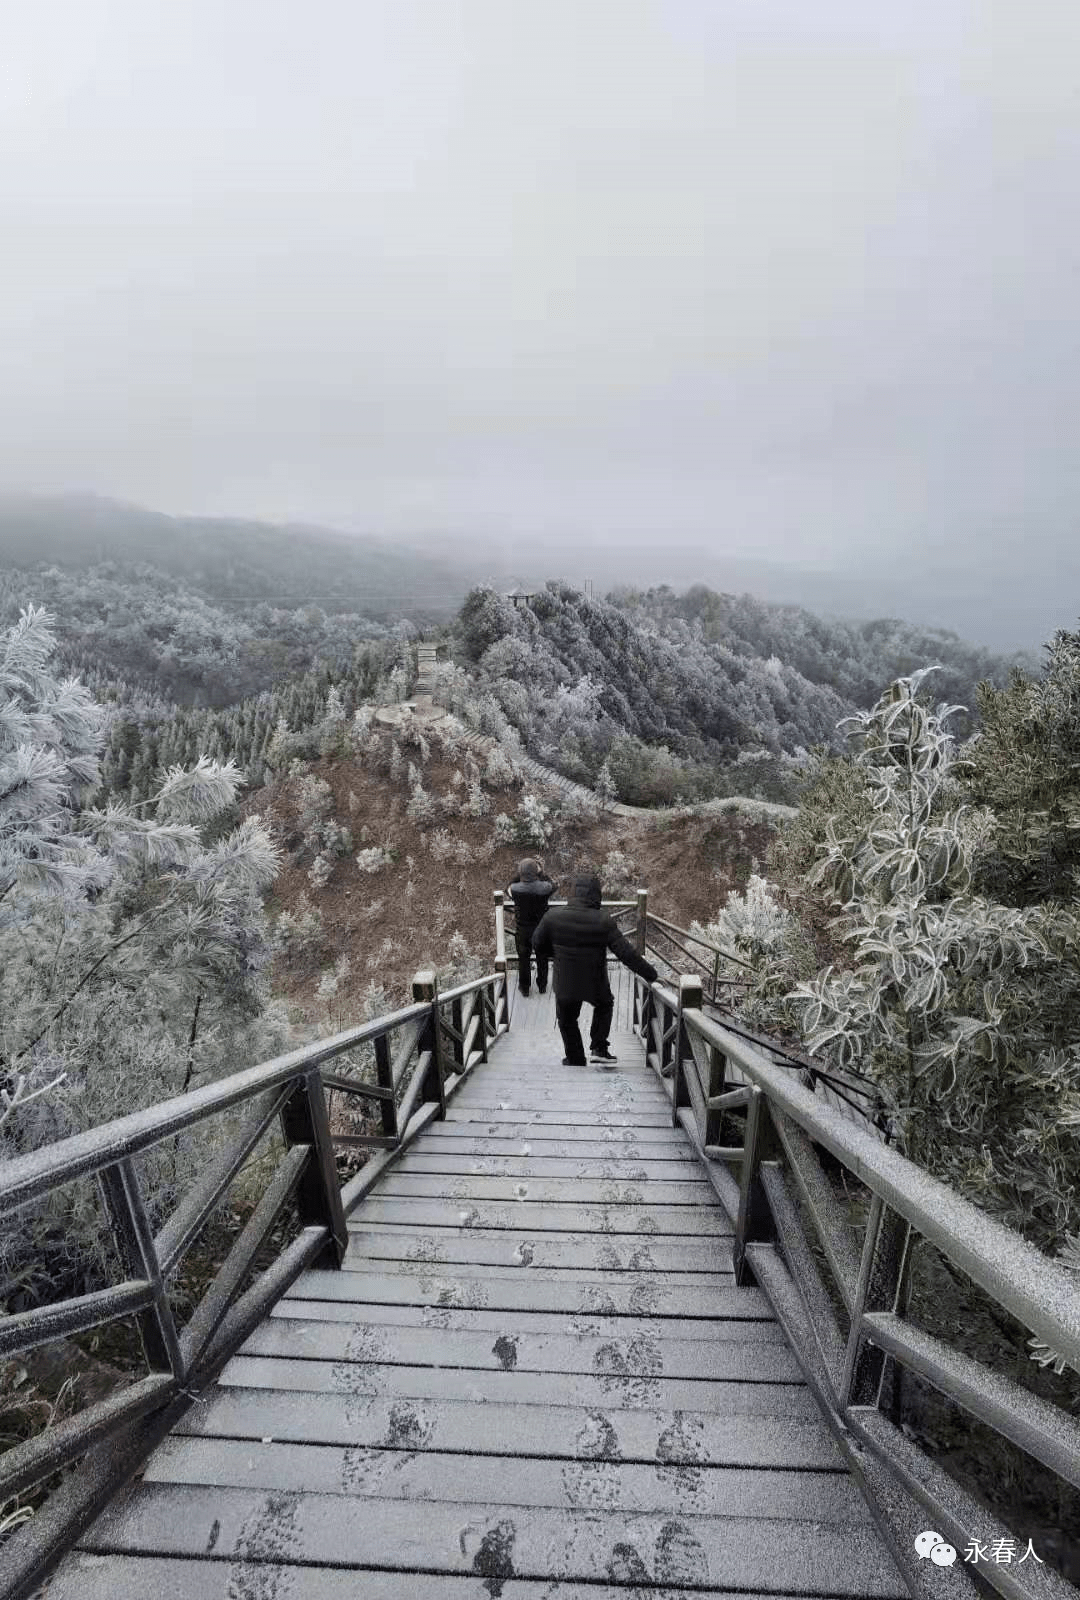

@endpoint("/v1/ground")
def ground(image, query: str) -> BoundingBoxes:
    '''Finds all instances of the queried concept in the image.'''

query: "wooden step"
[354,1197,727,1234]
[270,1297,782,1339]
[219,1355,809,1414]
[341,1227,733,1270]
[55,1554,861,1600]
[77,1483,907,1596]
[282,1269,767,1321]
[422,1121,685,1144]
[371,1174,712,1205]
[444,1109,675,1127]
[144,1437,865,1522]
[392,1152,705,1178]
[177,1384,828,1453]
[238,1318,804,1381]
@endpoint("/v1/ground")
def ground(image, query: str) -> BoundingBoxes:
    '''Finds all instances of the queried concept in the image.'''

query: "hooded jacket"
[531,876,659,1004]
[507,859,555,934]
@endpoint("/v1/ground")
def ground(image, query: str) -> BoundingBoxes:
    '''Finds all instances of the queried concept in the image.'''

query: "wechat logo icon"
[915,1530,957,1566]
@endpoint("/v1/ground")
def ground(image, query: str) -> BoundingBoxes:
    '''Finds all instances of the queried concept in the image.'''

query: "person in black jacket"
[506,858,555,996]
[532,874,658,1067]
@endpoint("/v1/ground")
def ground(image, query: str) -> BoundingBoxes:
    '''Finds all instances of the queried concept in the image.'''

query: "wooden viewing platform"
[54,978,907,1599]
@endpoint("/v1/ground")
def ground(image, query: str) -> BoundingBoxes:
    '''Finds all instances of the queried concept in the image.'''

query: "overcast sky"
[2,2,1078,627]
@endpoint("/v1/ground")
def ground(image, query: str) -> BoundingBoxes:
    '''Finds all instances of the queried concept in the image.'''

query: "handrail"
[491,887,880,1125]
[0,963,510,1600]
[632,971,1080,1600]
[0,1003,430,1218]
[646,910,754,969]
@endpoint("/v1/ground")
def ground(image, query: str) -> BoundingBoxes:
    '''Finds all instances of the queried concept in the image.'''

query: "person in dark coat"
[532,874,658,1066]
[507,858,555,996]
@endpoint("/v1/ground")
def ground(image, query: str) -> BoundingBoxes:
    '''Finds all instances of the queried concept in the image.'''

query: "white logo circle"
[915,1531,957,1566]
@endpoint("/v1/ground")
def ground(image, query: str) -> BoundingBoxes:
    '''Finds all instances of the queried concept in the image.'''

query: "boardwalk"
[54,981,907,1599]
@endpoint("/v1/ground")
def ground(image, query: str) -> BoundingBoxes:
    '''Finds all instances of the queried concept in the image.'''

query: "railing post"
[280,1071,348,1268]
[494,889,507,977]
[670,975,701,1127]
[373,1033,399,1143]
[635,887,648,956]
[413,969,447,1118]
[637,973,654,1043]
[474,980,489,1063]
[704,1038,728,1147]
[839,1194,912,1410]
[732,1085,781,1287]
[497,967,510,1031]
[450,993,465,1071]
[98,1157,185,1379]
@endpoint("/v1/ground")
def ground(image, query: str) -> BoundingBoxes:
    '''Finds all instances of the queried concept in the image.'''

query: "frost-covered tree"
[0,606,285,1301]
[963,625,1080,906]
[787,670,1080,1258]
[594,758,618,809]
[691,875,816,1031]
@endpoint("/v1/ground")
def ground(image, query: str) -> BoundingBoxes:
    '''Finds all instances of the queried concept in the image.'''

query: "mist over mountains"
[386,525,1075,655]
[0,489,1068,655]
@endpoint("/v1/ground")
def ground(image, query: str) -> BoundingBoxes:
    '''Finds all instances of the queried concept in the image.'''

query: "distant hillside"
[436,581,1037,807]
[396,526,1078,654]
[0,492,473,617]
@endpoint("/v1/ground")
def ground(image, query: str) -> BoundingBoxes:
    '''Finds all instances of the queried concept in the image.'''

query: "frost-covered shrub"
[463,779,490,818]
[554,788,600,826]
[307,852,334,891]
[355,846,394,874]
[315,954,351,1027]
[485,744,520,790]
[389,742,404,783]
[691,874,816,1031]
[432,897,456,929]
[516,794,552,847]
[323,820,353,857]
[296,773,333,840]
[696,873,794,955]
[436,930,484,987]
[599,848,639,897]
[426,829,455,862]
[493,813,517,846]
[592,758,617,812]
[271,893,324,957]
[406,782,439,826]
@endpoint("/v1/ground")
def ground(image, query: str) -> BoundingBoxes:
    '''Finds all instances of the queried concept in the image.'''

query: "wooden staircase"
[55,985,907,1598]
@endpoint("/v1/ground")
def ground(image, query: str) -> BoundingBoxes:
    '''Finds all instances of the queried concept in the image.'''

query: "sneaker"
[519,988,531,998]
[536,984,547,994]
[562,1057,587,1067]
[590,1047,618,1064]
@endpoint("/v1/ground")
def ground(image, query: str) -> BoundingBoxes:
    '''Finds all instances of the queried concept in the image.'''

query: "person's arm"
[531,912,554,957]
[606,921,658,984]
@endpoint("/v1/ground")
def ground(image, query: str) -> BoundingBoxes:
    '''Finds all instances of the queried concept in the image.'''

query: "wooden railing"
[0,967,509,1600]
[496,887,881,1129]
[634,972,1080,1600]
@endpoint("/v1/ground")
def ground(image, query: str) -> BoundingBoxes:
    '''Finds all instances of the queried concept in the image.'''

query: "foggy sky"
[2,3,1078,636]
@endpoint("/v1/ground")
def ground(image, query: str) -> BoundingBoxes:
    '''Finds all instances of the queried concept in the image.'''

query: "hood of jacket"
[570,875,602,910]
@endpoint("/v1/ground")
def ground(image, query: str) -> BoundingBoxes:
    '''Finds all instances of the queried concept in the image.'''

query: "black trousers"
[515,928,549,993]
[556,992,614,1065]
